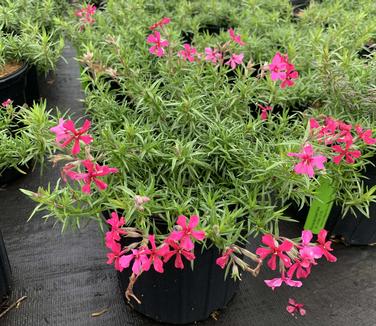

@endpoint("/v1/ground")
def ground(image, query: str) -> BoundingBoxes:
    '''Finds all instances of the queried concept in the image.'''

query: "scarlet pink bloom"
[168,215,205,251]
[119,248,150,275]
[287,259,312,279]
[332,143,361,164]
[142,235,169,273]
[287,144,327,178]
[256,234,293,270]
[355,125,376,145]
[60,119,93,155]
[75,4,96,26]
[106,212,126,241]
[280,64,299,89]
[149,17,171,30]
[67,160,118,194]
[316,230,337,262]
[146,31,169,57]
[299,230,322,260]
[106,242,126,272]
[258,104,272,121]
[286,298,306,316]
[134,195,150,211]
[216,248,234,269]
[264,274,302,290]
[1,99,12,107]
[163,239,195,269]
[204,47,222,64]
[269,52,288,81]
[50,118,70,144]
[178,44,197,62]
[228,28,245,46]
[309,118,320,129]
[225,53,244,69]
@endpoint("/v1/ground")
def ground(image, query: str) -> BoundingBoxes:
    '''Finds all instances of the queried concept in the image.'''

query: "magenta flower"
[50,118,70,144]
[119,248,150,275]
[67,159,118,194]
[332,143,361,164]
[149,17,171,30]
[216,248,234,269]
[269,52,288,81]
[75,4,96,26]
[142,235,169,273]
[146,31,169,57]
[225,53,244,70]
[163,239,195,269]
[299,230,322,260]
[106,242,126,272]
[258,104,273,121]
[168,215,205,251]
[355,125,376,145]
[106,212,127,241]
[316,230,337,262]
[228,28,246,46]
[59,119,93,155]
[287,144,327,178]
[264,274,302,290]
[178,44,197,62]
[1,99,12,107]
[280,64,299,89]
[309,118,320,129]
[286,298,306,316]
[204,47,222,64]
[256,234,293,270]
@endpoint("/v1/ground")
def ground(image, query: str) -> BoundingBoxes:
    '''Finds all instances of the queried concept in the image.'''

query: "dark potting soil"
[0,44,375,326]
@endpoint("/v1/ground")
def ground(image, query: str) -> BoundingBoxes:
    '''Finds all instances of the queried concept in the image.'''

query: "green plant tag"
[304,176,336,234]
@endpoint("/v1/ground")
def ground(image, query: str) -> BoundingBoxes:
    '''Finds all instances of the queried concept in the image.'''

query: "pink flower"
[178,44,197,62]
[309,118,320,129]
[264,275,302,290]
[60,119,93,155]
[106,212,126,241]
[216,248,234,269]
[50,118,70,144]
[134,195,150,211]
[256,234,293,270]
[75,4,96,26]
[258,104,272,121]
[287,144,327,178]
[149,17,171,30]
[332,143,361,164]
[142,235,169,273]
[119,248,150,275]
[299,230,322,260]
[106,242,126,272]
[228,28,245,46]
[204,47,222,64]
[146,31,169,57]
[269,52,288,81]
[67,159,118,194]
[168,215,205,251]
[225,53,244,70]
[163,239,195,269]
[316,230,337,262]
[355,125,376,145]
[1,99,12,107]
[286,298,306,316]
[280,64,299,89]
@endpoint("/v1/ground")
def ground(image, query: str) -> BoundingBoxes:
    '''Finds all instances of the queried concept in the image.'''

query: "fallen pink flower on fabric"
[60,119,93,155]
[287,144,327,178]
[256,234,293,270]
[1,99,12,107]
[258,104,273,121]
[163,239,196,269]
[168,215,205,251]
[67,159,118,194]
[286,298,306,316]
[204,47,222,64]
[119,248,150,275]
[225,53,244,70]
[149,17,171,30]
[228,28,246,46]
[178,44,197,62]
[146,31,169,57]
[216,248,234,269]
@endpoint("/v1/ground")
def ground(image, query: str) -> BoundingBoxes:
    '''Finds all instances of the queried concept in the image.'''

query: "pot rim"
[0,62,28,83]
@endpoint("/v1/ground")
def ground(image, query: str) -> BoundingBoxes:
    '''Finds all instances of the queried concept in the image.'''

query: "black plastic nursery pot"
[0,63,29,107]
[117,244,239,324]
[0,231,12,305]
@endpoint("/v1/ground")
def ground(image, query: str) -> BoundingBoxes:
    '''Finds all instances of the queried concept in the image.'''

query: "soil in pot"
[0,62,28,107]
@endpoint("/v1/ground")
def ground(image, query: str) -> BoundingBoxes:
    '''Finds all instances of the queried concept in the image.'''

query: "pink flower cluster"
[268,52,299,89]
[1,98,12,107]
[75,4,96,27]
[106,214,206,275]
[288,117,376,178]
[50,119,118,194]
[255,230,336,291]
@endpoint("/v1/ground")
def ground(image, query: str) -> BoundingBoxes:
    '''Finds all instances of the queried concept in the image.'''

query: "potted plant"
[0,0,67,106]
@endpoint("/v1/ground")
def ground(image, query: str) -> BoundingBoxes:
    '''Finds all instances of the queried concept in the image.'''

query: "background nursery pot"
[0,230,12,305]
[0,63,28,107]
[118,244,239,324]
